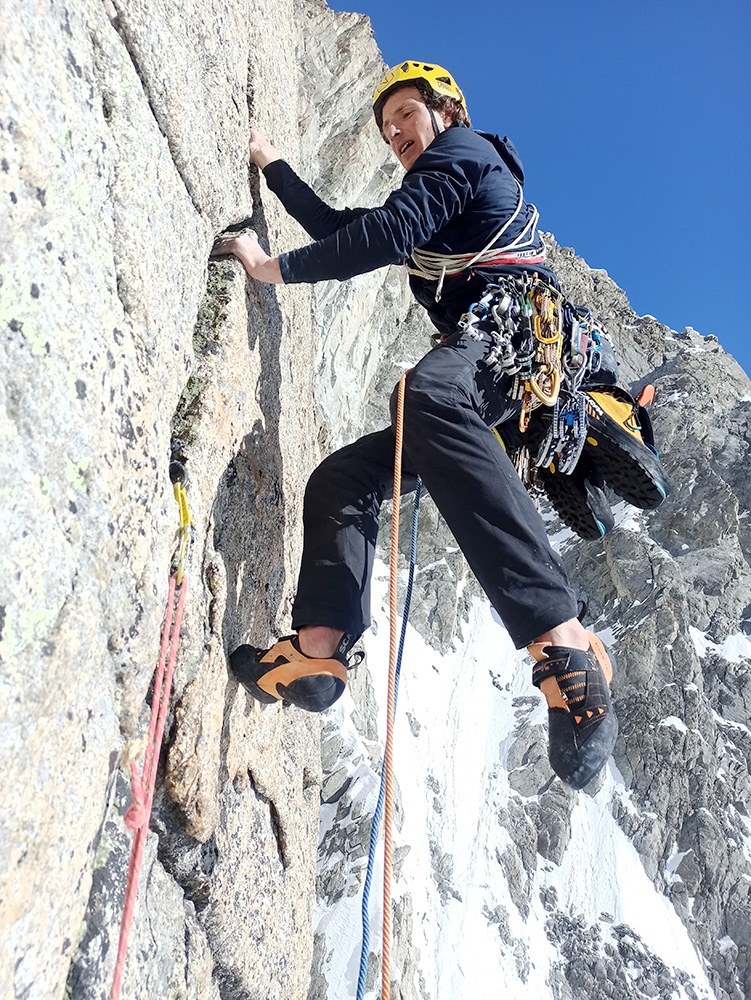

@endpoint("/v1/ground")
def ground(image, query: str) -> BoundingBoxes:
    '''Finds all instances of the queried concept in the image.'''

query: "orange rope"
[381,371,408,1000]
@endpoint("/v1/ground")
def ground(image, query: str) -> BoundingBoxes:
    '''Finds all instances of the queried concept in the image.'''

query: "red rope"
[109,571,187,1000]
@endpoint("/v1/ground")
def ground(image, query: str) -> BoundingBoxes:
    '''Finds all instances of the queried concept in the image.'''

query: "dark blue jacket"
[264,124,555,335]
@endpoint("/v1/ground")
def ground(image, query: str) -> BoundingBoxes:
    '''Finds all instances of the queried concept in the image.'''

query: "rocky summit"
[1,2,749,999]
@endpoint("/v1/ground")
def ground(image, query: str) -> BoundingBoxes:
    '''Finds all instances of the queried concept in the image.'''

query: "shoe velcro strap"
[534,657,610,730]
[530,648,600,687]
[531,649,576,687]
[557,671,587,705]
[586,391,643,440]
[585,383,639,407]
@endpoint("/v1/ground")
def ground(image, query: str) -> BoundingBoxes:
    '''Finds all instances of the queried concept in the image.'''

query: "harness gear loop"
[109,483,192,1000]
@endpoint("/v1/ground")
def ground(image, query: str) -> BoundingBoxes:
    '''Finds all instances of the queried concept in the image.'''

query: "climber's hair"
[414,79,471,128]
[381,79,471,130]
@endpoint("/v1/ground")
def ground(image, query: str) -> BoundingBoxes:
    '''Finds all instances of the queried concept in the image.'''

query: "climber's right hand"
[210,233,284,284]
[249,129,281,170]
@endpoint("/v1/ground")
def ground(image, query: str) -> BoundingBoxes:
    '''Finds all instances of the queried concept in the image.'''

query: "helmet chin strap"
[427,106,441,137]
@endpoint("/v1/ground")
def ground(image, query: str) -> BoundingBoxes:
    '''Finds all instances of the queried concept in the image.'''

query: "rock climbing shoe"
[582,384,670,510]
[528,631,618,789]
[537,456,615,540]
[230,635,350,712]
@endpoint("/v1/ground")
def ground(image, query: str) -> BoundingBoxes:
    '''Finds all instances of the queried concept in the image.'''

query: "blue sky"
[328,0,751,376]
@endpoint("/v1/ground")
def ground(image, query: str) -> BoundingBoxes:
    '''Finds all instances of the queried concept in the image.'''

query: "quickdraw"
[460,275,610,490]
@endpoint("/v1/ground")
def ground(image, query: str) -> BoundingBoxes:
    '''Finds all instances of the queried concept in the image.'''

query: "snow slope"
[313,560,716,1000]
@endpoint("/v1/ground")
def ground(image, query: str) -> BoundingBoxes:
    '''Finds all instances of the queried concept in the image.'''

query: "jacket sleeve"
[275,153,475,285]
[263,160,370,240]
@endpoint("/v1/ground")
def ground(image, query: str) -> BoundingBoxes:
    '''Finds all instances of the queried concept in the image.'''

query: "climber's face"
[381,86,450,170]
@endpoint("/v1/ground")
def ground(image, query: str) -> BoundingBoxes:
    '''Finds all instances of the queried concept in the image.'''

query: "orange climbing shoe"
[528,631,618,789]
[230,635,350,712]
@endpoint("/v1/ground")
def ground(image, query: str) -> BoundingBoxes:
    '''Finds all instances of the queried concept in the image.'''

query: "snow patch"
[547,524,577,552]
[656,390,687,407]
[533,779,711,992]
[659,716,688,733]
[596,626,617,649]
[665,847,691,875]
[712,710,751,736]
[612,501,643,533]
[718,935,736,955]
[689,626,751,663]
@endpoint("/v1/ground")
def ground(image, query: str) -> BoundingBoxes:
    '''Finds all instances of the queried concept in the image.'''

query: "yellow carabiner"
[529,367,562,406]
[534,303,562,345]
[519,391,532,432]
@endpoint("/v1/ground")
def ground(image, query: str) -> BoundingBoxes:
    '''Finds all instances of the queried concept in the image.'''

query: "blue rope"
[355,478,422,1000]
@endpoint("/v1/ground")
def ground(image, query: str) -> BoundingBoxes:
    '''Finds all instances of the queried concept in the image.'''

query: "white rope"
[406,179,543,301]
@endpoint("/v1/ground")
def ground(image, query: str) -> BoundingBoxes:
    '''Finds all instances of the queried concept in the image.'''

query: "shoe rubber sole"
[547,705,619,789]
[583,392,670,510]
[538,459,615,540]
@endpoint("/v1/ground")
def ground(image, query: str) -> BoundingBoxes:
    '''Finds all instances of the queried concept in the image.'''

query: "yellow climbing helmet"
[372,61,467,130]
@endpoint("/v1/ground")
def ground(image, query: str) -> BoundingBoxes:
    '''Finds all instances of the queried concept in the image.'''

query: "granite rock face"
[0,1,389,997]
[2,1,750,999]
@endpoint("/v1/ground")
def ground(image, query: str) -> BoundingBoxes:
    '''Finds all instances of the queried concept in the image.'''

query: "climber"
[211,61,664,789]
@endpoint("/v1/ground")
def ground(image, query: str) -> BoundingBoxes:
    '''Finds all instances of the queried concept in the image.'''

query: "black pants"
[291,328,578,649]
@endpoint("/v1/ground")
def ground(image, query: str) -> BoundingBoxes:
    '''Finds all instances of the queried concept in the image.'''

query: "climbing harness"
[355,372,421,1000]
[109,474,192,1000]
